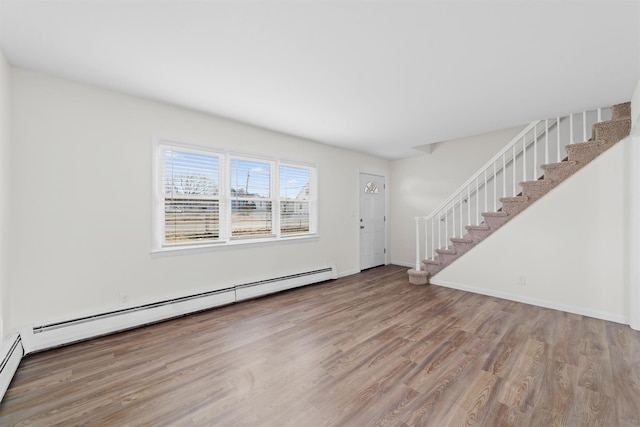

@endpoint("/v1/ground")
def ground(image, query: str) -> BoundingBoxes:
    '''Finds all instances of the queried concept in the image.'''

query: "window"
[230,158,273,238]
[154,139,316,252]
[279,164,311,235]
[161,147,220,246]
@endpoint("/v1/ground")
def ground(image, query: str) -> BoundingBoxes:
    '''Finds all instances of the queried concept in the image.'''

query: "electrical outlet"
[118,293,129,305]
[518,275,526,286]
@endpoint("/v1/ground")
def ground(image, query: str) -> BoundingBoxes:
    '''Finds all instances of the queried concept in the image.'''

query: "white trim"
[151,233,318,257]
[392,260,415,269]
[627,134,640,330]
[337,268,360,278]
[0,333,23,402]
[431,278,628,325]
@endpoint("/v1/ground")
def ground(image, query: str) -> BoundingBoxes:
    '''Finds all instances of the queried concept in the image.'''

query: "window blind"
[162,148,220,244]
[230,158,273,237]
[279,165,310,235]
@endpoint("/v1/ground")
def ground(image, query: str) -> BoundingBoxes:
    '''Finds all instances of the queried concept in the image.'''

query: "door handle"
[360,226,365,229]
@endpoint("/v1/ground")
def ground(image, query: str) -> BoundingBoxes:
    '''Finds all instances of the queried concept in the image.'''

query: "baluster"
[431,219,435,260]
[424,218,429,262]
[522,136,526,182]
[545,119,549,164]
[415,218,421,270]
[502,153,506,198]
[484,170,488,213]
[445,211,448,249]
[467,186,471,226]
[451,202,455,241]
[512,144,516,196]
[557,116,561,162]
[597,108,602,123]
[476,178,479,225]
[493,163,497,211]
[570,113,574,144]
[438,215,441,251]
[533,124,537,178]
[459,193,463,236]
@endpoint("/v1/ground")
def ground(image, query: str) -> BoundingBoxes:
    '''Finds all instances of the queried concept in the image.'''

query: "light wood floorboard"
[1,265,640,426]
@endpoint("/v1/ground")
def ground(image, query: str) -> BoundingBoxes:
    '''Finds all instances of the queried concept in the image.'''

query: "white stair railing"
[413,107,611,271]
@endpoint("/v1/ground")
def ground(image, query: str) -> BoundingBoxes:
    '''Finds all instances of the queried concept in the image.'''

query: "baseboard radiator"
[0,333,24,402]
[19,266,337,355]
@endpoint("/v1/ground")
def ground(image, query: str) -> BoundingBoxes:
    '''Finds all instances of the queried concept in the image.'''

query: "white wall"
[388,125,525,267]
[8,68,389,330]
[434,140,627,322]
[0,51,10,340]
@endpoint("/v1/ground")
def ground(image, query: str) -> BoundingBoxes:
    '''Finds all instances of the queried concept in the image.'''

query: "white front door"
[359,173,386,270]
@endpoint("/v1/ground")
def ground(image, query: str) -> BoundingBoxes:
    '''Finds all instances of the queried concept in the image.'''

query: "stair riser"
[435,253,457,264]
[451,241,474,254]
[464,229,492,243]
[500,200,531,215]
[482,215,510,230]
[520,181,556,200]
[425,265,445,275]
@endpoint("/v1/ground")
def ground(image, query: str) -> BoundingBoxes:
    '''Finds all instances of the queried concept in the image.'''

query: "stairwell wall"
[433,140,627,322]
[388,125,526,267]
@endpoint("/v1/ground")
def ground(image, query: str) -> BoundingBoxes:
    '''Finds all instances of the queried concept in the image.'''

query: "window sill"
[151,233,319,258]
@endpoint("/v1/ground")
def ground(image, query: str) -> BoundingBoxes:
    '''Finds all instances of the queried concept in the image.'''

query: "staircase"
[408,102,631,285]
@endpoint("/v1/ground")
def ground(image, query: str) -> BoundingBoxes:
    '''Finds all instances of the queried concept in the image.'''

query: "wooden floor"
[2,265,640,426]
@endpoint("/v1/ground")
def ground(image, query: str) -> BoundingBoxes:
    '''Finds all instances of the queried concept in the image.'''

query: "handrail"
[413,107,609,271]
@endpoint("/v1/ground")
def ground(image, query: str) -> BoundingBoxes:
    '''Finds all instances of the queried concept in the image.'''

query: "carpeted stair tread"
[451,237,473,244]
[499,196,533,215]
[540,160,580,182]
[465,224,490,231]
[593,118,631,144]
[540,160,578,170]
[500,195,529,203]
[436,248,456,255]
[482,211,508,217]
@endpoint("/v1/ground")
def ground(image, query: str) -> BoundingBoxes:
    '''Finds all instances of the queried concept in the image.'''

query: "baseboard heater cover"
[21,288,237,354]
[20,265,337,354]
[235,266,337,301]
[0,333,24,402]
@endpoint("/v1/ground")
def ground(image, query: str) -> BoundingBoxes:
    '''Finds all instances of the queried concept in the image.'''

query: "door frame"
[358,170,388,272]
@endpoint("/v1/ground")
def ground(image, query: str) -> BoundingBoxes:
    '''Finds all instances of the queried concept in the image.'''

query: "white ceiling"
[1,1,638,159]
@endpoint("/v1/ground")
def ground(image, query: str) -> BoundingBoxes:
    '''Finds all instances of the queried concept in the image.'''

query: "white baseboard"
[0,333,23,402]
[390,261,414,269]
[430,278,628,324]
[337,269,360,278]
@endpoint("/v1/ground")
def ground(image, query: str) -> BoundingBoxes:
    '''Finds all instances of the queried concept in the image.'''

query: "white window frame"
[152,138,318,255]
